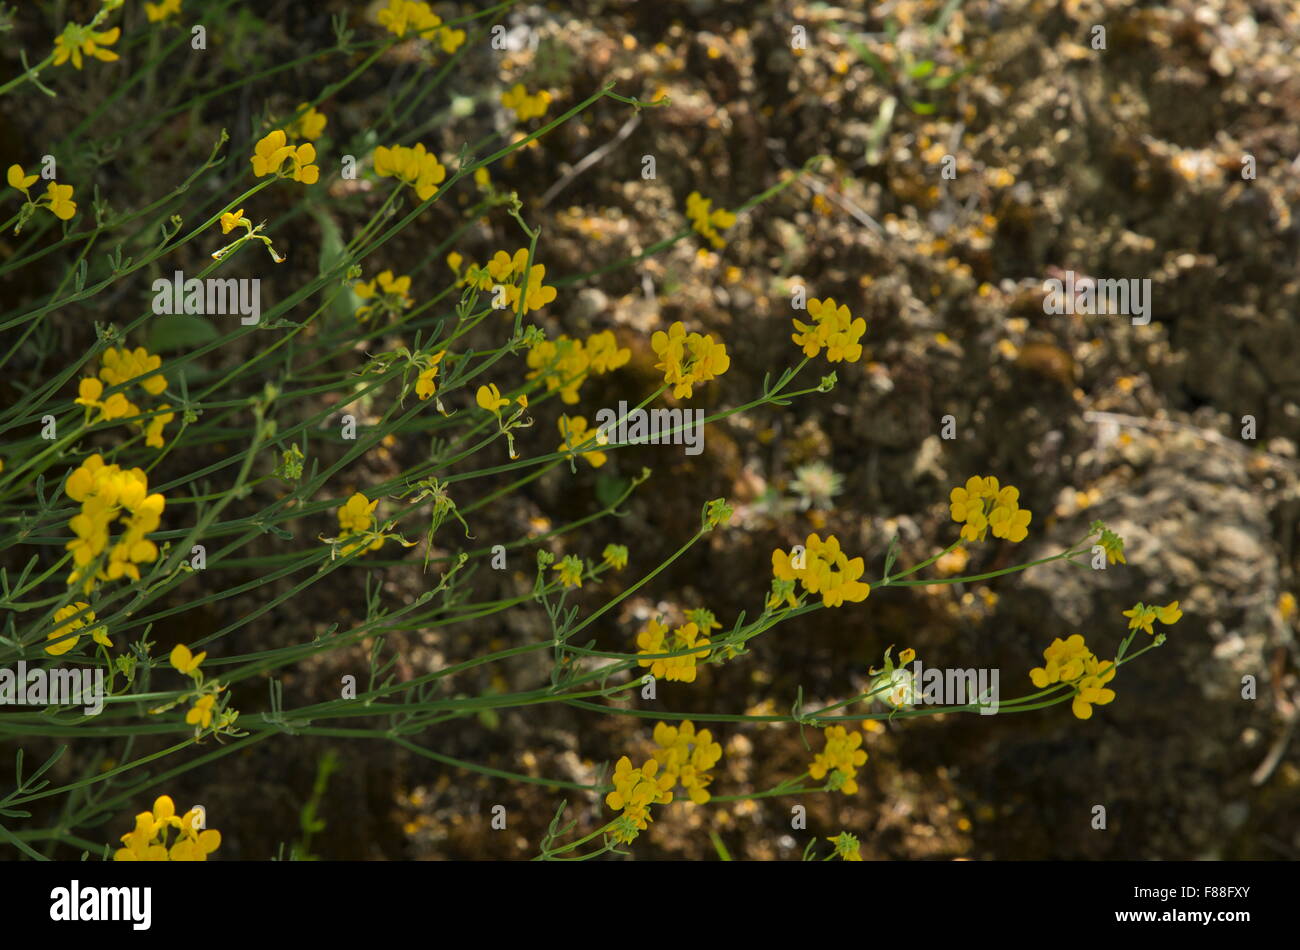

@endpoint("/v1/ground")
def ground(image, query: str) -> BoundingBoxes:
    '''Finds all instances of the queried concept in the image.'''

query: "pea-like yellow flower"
[251,130,319,183]
[144,405,176,449]
[809,724,868,795]
[476,383,510,414]
[46,603,111,656]
[287,103,327,141]
[63,455,166,594]
[144,0,182,23]
[685,191,736,249]
[220,208,245,234]
[377,0,461,48]
[651,720,723,804]
[53,24,121,70]
[43,182,77,220]
[1071,655,1117,720]
[1098,527,1126,565]
[336,492,385,554]
[604,756,673,843]
[1122,600,1182,636]
[602,544,629,570]
[186,694,217,728]
[650,321,731,399]
[113,795,221,862]
[948,476,1032,543]
[501,84,552,121]
[1028,634,1091,688]
[6,164,38,196]
[636,618,710,683]
[415,351,446,401]
[770,533,871,609]
[792,297,867,363]
[353,269,413,322]
[373,142,446,201]
[558,415,608,468]
[170,643,206,677]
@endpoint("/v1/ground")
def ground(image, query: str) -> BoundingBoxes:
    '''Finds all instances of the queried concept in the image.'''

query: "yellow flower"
[949,476,1031,543]
[251,130,317,183]
[636,619,710,683]
[220,208,245,234]
[652,720,723,804]
[501,83,553,121]
[113,796,221,862]
[552,555,584,589]
[415,351,446,400]
[353,269,413,321]
[476,383,510,414]
[168,827,221,861]
[43,182,77,220]
[186,694,216,728]
[792,297,867,363]
[335,492,384,554]
[684,191,736,249]
[1029,634,1091,688]
[373,142,446,201]
[6,164,37,196]
[770,533,870,609]
[558,415,608,467]
[604,756,673,843]
[1098,527,1126,565]
[53,25,121,70]
[1153,600,1182,626]
[144,0,182,23]
[1071,655,1117,720]
[287,103,327,141]
[170,643,206,676]
[46,603,109,655]
[809,724,868,795]
[144,405,175,449]
[602,544,628,570]
[650,321,731,399]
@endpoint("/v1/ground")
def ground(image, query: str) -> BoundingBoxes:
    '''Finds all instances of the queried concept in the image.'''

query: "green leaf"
[145,315,220,353]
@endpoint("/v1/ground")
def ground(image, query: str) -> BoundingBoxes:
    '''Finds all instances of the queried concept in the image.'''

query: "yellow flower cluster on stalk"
[558,415,608,468]
[335,492,385,555]
[949,476,1032,543]
[453,248,559,315]
[113,796,221,862]
[377,0,466,52]
[1029,634,1118,720]
[526,330,628,403]
[353,269,413,322]
[651,720,723,804]
[7,165,77,222]
[605,756,673,844]
[809,724,868,794]
[53,24,120,70]
[501,83,552,121]
[770,533,870,609]
[251,130,319,183]
[373,142,446,201]
[636,618,710,683]
[75,346,174,448]
[685,191,736,249]
[64,455,166,596]
[650,321,731,399]
[792,297,867,363]
[47,603,111,656]
[415,351,446,401]
[1122,600,1182,636]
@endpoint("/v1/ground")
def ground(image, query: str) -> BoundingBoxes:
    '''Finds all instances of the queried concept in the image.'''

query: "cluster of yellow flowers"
[75,346,174,448]
[792,297,867,363]
[251,129,319,183]
[809,724,868,794]
[286,103,327,141]
[144,0,181,23]
[452,248,559,315]
[948,476,1032,543]
[552,554,585,588]
[377,0,466,52]
[169,644,226,731]
[415,350,447,401]
[354,269,413,322]
[374,142,446,201]
[557,415,609,468]
[47,603,111,656]
[685,190,736,249]
[7,165,77,222]
[605,756,673,844]
[651,720,723,804]
[1029,634,1117,720]
[526,330,629,403]
[114,796,221,862]
[1122,600,1182,635]
[650,321,731,399]
[336,492,384,555]
[53,23,120,70]
[501,83,552,121]
[770,533,871,609]
[64,455,166,595]
[636,617,711,683]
